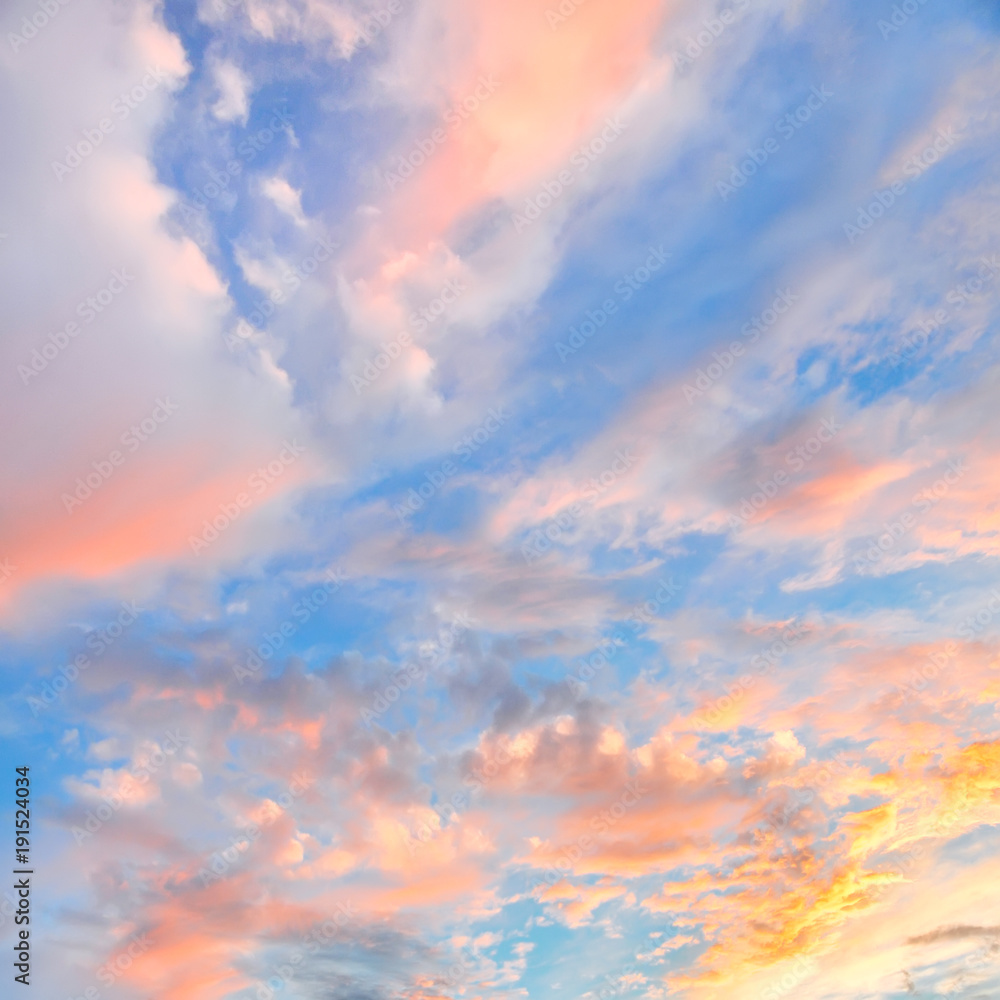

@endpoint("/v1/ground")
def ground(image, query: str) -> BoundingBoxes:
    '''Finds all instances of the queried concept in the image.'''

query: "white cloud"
[211,58,252,123]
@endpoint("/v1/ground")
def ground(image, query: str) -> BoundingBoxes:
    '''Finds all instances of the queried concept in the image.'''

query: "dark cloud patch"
[906,925,1000,946]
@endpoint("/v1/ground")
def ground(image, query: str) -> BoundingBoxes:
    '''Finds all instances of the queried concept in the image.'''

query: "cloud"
[0,0,316,614]
[210,59,252,124]
[7,2,1000,999]
[907,925,1000,945]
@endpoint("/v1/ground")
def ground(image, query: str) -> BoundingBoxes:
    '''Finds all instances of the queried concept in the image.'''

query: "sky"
[1,0,1000,998]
